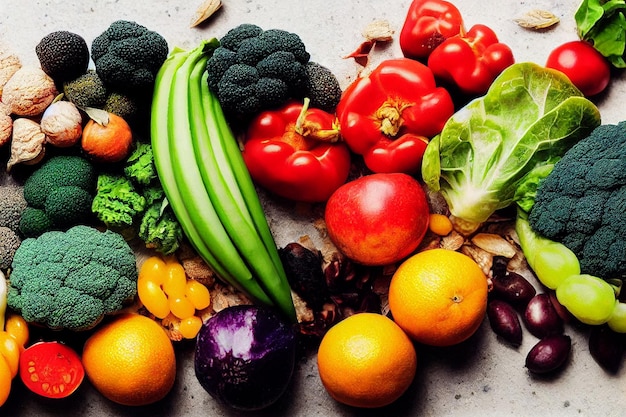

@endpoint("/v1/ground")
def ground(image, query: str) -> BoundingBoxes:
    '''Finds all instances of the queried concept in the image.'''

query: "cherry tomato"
[5,314,30,349]
[546,40,611,96]
[19,341,84,399]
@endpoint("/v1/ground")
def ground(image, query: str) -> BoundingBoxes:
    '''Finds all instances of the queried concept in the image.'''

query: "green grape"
[608,302,626,333]
[556,274,617,325]
[532,241,580,290]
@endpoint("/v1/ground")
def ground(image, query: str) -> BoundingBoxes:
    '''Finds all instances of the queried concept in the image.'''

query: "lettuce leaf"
[421,62,601,225]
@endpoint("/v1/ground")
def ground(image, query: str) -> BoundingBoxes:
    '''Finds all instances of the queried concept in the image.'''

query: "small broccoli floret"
[91,20,169,91]
[0,226,21,271]
[63,70,108,109]
[45,186,94,228]
[23,155,96,208]
[20,155,96,237]
[7,225,138,331]
[35,31,90,83]
[104,91,140,122]
[303,61,342,113]
[529,120,626,278]
[138,201,183,255]
[206,23,311,120]
[0,185,27,234]
[18,207,53,238]
[91,174,146,230]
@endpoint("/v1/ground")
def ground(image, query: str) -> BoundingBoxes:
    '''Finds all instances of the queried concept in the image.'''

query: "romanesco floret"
[7,225,138,331]
[528,120,626,279]
[205,23,311,120]
[91,20,169,91]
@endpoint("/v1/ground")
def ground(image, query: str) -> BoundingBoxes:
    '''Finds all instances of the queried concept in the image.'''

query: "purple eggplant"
[194,305,297,411]
[525,334,572,374]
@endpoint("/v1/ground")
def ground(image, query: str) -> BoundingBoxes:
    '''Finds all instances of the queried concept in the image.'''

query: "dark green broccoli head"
[303,61,342,113]
[44,185,94,228]
[35,31,90,83]
[23,155,96,208]
[206,23,311,120]
[63,70,108,109]
[7,225,138,331]
[18,207,53,238]
[529,121,626,278]
[91,20,169,91]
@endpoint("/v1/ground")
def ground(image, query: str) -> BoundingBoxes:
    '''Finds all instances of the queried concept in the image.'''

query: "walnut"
[2,66,58,117]
[0,42,22,96]
[0,102,11,147]
[7,118,46,171]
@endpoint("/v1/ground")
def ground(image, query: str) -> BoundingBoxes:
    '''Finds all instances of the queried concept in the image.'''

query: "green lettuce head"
[421,62,601,226]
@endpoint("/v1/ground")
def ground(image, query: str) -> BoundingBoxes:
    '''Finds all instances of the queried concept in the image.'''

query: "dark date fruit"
[487,299,523,346]
[491,270,536,309]
[525,334,572,374]
[523,293,564,339]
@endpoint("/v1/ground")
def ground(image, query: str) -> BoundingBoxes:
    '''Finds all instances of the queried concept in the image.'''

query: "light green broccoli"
[7,225,138,331]
[138,200,183,255]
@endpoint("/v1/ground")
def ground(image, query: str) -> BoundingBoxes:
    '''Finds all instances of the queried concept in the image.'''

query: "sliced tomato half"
[19,341,85,399]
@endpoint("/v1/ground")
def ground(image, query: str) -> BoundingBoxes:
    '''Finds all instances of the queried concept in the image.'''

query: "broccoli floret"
[35,31,90,83]
[0,226,21,271]
[303,62,342,113]
[45,186,94,228]
[138,201,183,255]
[0,185,27,233]
[91,174,146,230]
[7,225,138,331]
[23,155,96,208]
[20,155,96,237]
[104,91,140,122]
[91,20,169,91]
[124,142,157,186]
[63,70,108,109]
[18,207,53,238]
[529,120,626,278]
[206,23,311,120]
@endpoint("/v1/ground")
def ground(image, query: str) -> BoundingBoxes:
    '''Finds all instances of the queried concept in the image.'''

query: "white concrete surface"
[2,0,626,416]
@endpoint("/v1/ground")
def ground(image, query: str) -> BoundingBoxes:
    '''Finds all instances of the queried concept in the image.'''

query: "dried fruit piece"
[190,0,222,28]
[472,233,517,258]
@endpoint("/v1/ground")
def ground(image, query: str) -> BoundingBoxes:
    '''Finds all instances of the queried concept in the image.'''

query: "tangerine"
[316,312,417,408]
[388,248,488,347]
[82,313,176,406]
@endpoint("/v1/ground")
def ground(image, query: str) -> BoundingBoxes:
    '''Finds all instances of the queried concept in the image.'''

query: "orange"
[82,313,176,406]
[388,248,488,347]
[316,312,417,408]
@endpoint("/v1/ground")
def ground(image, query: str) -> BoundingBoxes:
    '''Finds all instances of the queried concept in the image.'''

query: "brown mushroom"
[7,118,46,171]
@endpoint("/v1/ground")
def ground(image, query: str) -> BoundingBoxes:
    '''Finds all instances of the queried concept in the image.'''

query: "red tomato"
[546,40,611,96]
[19,341,84,399]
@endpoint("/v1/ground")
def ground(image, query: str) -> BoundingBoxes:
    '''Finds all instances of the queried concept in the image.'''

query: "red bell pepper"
[427,24,515,96]
[242,100,351,203]
[400,0,465,60]
[336,58,455,175]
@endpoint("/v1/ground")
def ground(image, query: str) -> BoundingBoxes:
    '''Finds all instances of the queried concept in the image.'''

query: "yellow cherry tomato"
[4,314,29,349]
[179,316,203,339]
[0,355,11,406]
[138,256,167,285]
[137,279,170,319]
[185,280,211,310]
[0,332,20,379]
[163,263,187,298]
[169,297,195,320]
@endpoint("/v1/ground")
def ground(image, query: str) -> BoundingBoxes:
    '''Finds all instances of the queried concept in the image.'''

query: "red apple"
[324,172,430,266]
